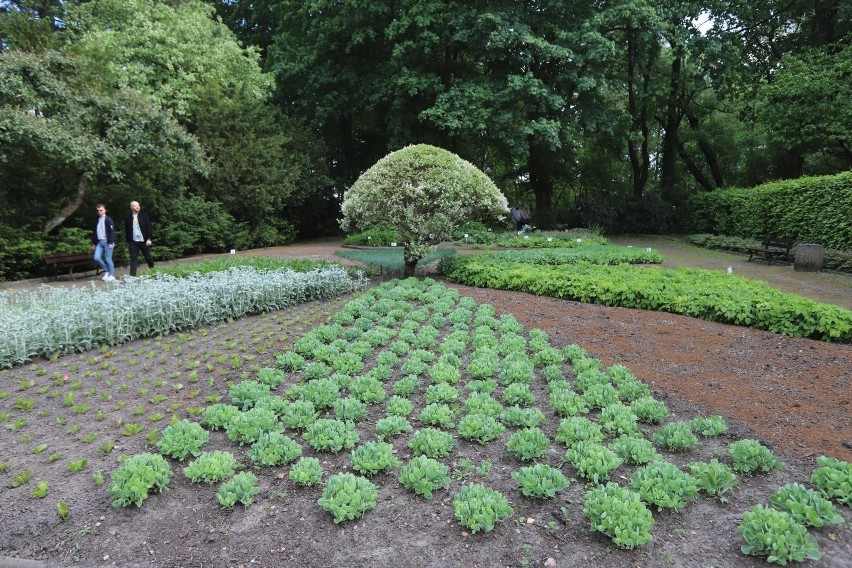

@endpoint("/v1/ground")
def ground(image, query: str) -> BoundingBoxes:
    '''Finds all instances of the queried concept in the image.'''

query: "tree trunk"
[403,259,417,278]
[44,171,88,233]
[626,28,651,198]
[528,140,553,224]
[685,110,724,188]
[660,55,682,200]
[677,137,715,192]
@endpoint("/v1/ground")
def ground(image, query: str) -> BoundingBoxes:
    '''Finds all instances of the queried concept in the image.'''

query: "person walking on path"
[92,204,116,281]
[511,205,523,230]
[125,200,155,277]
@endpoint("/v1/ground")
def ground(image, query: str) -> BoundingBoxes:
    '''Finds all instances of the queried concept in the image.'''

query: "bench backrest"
[761,237,795,250]
[44,252,92,265]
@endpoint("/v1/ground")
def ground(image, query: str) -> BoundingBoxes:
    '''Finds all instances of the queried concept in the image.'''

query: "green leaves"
[810,456,852,507]
[107,452,172,507]
[512,464,569,500]
[156,419,209,461]
[318,473,378,523]
[728,439,783,475]
[183,451,238,484]
[583,483,654,549]
[398,456,450,500]
[739,505,821,565]
[217,472,260,509]
[453,483,513,534]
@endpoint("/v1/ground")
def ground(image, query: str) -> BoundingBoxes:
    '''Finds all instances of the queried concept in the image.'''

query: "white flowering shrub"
[340,144,508,276]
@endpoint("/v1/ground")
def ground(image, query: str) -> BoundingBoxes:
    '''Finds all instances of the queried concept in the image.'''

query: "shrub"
[408,428,456,458]
[225,407,282,445]
[739,505,821,565]
[457,413,506,444]
[652,422,699,452]
[511,464,569,499]
[376,416,412,440]
[183,451,238,483]
[289,457,324,487]
[691,415,728,437]
[583,483,654,549]
[810,456,852,506]
[565,441,623,484]
[398,456,451,499]
[453,483,514,534]
[107,453,172,508]
[610,435,661,466]
[419,403,457,428]
[156,419,209,461]
[688,459,738,501]
[303,419,359,453]
[727,439,782,475]
[217,472,261,508]
[318,473,378,523]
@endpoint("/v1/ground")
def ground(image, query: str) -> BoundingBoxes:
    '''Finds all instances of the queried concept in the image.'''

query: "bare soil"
[1,237,850,568]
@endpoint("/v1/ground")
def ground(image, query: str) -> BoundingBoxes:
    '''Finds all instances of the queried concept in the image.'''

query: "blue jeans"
[93,241,114,276]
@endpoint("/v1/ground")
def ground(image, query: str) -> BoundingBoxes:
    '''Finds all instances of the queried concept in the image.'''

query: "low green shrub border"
[441,256,852,342]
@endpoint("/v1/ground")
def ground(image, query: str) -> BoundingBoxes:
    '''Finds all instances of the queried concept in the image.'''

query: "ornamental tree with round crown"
[340,145,509,277]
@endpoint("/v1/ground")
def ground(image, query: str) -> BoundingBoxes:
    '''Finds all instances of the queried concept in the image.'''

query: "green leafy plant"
[463,392,503,417]
[217,471,261,508]
[183,450,238,483]
[278,400,319,430]
[225,407,282,445]
[30,480,49,498]
[652,422,699,452]
[555,416,603,447]
[599,403,640,436]
[303,418,359,453]
[376,415,412,440]
[67,459,88,473]
[565,441,623,483]
[318,473,378,523]
[499,406,545,429]
[300,378,341,409]
[690,415,728,437]
[502,383,535,406]
[108,453,172,507]
[425,383,460,405]
[769,483,844,527]
[349,376,385,404]
[511,464,569,499]
[688,459,739,502]
[727,439,782,475]
[56,501,69,520]
[739,505,821,565]
[609,435,661,465]
[457,413,506,444]
[583,482,655,549]
[247,432,303,467]
[385,395,414,417]
[453,483,513,533]
[392,375,419,397]
[810,456,851,506]
[156,419,209,460]
[350,441,401,476]
[630,461,699,511]
[228,380,271,410]
[289,457,324,487]
[333,396,368,422]
[506,427,551,462]
[398,456,451,499]
[418,403,457,428]
[408,428,456,458]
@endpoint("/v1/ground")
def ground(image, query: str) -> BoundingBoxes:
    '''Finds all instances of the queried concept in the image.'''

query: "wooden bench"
[746,237,795,265]
[44,251,100,281]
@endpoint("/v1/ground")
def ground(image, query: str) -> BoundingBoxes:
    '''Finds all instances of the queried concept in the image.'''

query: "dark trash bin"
[794,244,824,272]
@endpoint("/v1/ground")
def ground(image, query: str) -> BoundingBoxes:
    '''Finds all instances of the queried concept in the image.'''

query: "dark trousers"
[128,241,155,276]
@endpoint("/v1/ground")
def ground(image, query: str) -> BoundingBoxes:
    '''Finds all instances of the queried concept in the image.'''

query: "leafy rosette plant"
[727,439,782,475]
[691,415,728,437]
[769,483,844,527]
[630,396,669,424]
[425,383,460,405]
[228,380,272,410]
[318,473,379,523]
[506,427,551,462]
[688,459,739,502]
[289,457,324,487]
[583,482,655,549]
[499,406,545,429]
[156,419,209,461]
[247,432,303,467]
[256,367,287,389]
[739,505,821,565]
[350,441,401,476]
[376,415,412,440]
[550,388,590,417]
[419,403,458,429]
[630,461,699,512]
[278,400,318,430]
[565,441,623,484]
[183,451,238,483]
[303,418,359,453]
[398,456,451,499]
[453,483,514,534]
[333,396,368,422]
[408,428,456,458]
[512,464,569,499]
[810,456,851,506]
[225,407,282,445]
[555,416,603,447]
[217,472,260,508]
[463,392,503,417]
[350,376,386,404]
[610,434,661,466]
[107,452,172,508]
[458,413,506,444]
[652,422,699,452]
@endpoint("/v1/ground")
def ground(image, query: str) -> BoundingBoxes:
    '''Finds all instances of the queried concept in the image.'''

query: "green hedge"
[441,256,852,342]
[686,172,852,251]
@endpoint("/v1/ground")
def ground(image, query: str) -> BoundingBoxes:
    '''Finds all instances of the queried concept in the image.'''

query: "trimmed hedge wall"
[686,172,852,251]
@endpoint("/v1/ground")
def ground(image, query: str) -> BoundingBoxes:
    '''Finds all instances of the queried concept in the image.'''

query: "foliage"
[457,413,506,445]
[155,420,209,461]
[691,415,728,437]
[350,441,401,476]
[502,383,535,406]
[810,456,852,506]
[332,397,367,422]
[217,472,261,508]
[443,257,852,342]
[610,435,661,466]
[463,393,503,417]
[375,416,412,440]
[630,461,699,512]
[340,145,508,275]
[739,505,821,565]
[107,452,172,507]
[728,439,783,475]
[506,428,551,462]
[343,225,402,246]
[769,483,844,528]
[418,403,457,429]
[511,464,569,499]
[183,451,238,483]
[686,172,852,251]
[398,456,451,499]
[302,419,359,453]
[629,397,669,424]
[247,432,303,467]
[152,258,336,279]
[392,376,420,398]
[229,380,271,410]
[565,441,623,484]
[555,417,603,447]
[599,403,640,436]
[453,483,514,534]
[583,483,655,549]
[300,378,341,410]
[688,459,739,502]
[224,407,282,446]
[318,473,378,523]
[0,266,366,368]
[425,383,460,405]
[499,406,545,429]
[278,400,318,430]
[652,422,699,452]
[349,376,386,404]
[288,457,324,487]
[407,428,456,458]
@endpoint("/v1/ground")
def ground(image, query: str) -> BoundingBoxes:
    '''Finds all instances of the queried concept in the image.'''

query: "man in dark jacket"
[125,200,155,276]
[92,203,116,281]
